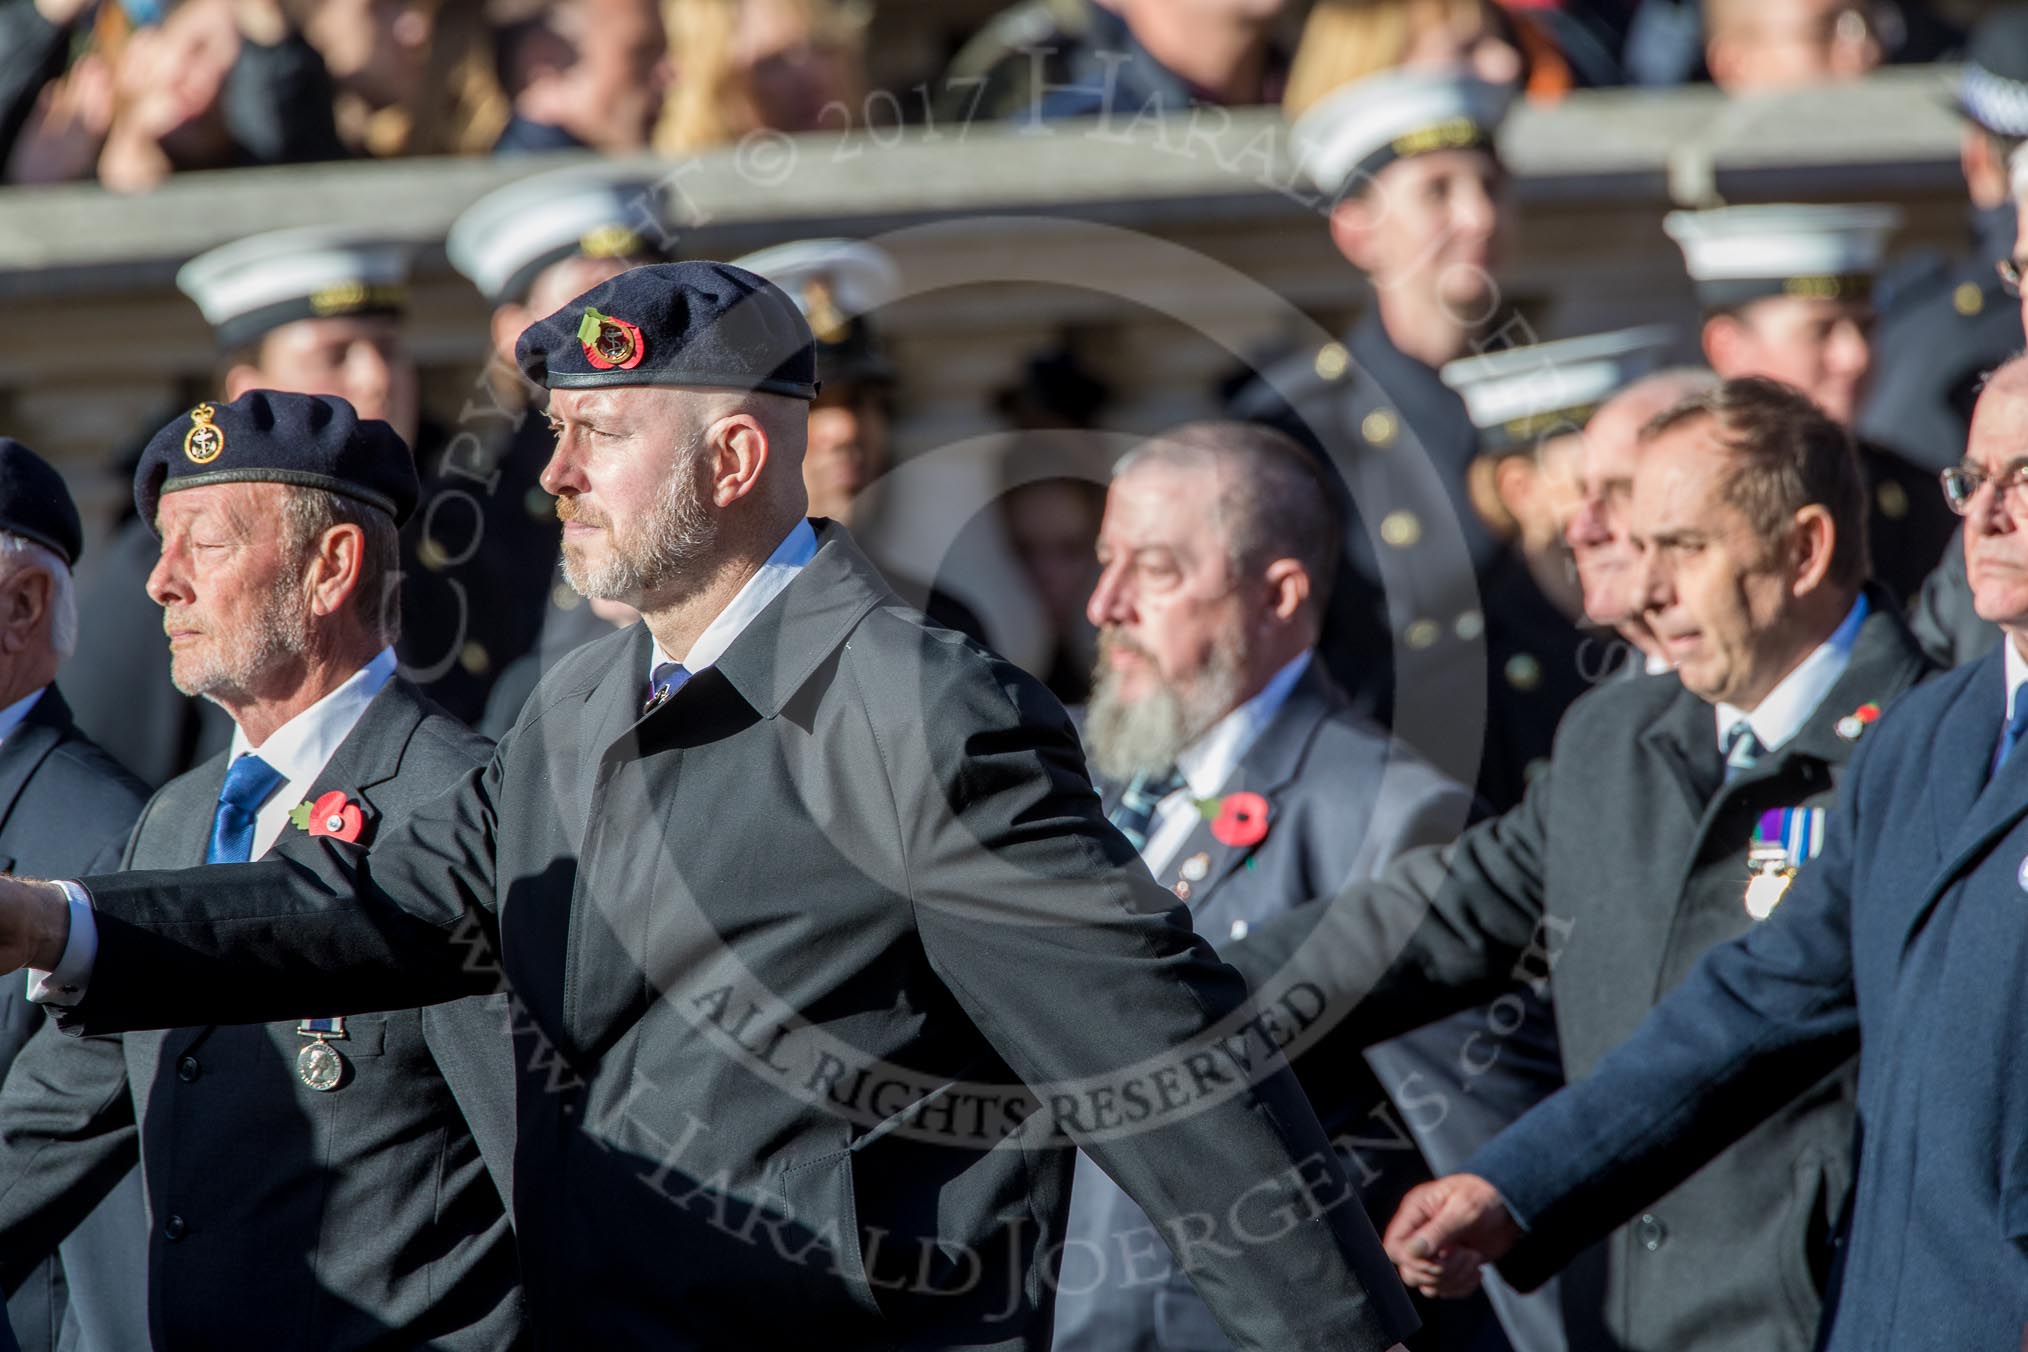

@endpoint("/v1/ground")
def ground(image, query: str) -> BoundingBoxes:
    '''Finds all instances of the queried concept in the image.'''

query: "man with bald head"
[1386,358,2028,1348]
[1563,368,1718,667]
[0,264,1418,1351]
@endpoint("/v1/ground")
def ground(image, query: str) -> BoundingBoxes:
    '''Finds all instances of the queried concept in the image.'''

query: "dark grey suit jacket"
[0,688,146,1352]
[64,524,1418,1352]
[0,676,523,1352]
[1056,661,1531,1352]
[1222,590,1931,1352]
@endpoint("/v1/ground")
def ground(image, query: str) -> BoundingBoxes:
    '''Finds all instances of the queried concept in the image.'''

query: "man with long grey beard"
[1060,421,1564,1352]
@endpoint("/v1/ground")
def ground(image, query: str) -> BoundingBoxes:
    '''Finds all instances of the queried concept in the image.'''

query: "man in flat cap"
[0,440,146,1352]
[0,392,522,1352]
[1229,68,1530,807]
[0,264,1418,1351]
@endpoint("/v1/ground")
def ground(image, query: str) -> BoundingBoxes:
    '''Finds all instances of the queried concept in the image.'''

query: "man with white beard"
[1060,420,1564,1352]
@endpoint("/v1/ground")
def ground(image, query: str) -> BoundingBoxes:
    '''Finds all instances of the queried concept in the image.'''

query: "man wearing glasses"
[1384,353,2028,1351]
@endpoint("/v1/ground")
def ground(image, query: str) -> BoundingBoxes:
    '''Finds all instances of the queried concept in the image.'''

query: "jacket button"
[177,1056,200,1082]
[1636,1213,1665,1250]
[163,1215,187,1241]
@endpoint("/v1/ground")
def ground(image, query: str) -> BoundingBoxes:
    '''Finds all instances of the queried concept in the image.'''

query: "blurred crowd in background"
[0,0,1980,194]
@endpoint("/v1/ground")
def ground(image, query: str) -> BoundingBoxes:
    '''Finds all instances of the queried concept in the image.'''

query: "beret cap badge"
[578,307,645,371]
[182,403,226,465]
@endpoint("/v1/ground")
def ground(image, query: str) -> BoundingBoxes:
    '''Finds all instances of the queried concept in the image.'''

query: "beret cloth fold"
[515,261,819,399]
[135,390,419,530]
[0,438,83,567]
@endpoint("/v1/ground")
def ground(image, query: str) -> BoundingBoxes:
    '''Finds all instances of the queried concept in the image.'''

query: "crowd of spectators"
[0,0,1980,194]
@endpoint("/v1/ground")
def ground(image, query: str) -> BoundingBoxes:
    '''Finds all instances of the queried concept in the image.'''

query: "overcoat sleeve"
[871,645,1419,1352]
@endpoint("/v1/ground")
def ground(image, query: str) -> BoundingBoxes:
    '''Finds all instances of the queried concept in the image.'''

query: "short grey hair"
[0,534,76,660]
[278,487,401,644]
[1112,420,1342,611]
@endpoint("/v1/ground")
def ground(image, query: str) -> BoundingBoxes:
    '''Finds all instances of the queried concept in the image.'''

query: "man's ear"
[1327,197,1380,273]
[0,566,50,656]
[223,364,263,401]
[306,524,366,620]
[490,303,534,367]
[1701,314,1745,377]
[1262,558,1312,625]
[708,415,771,508]
[1789,503,1837,597]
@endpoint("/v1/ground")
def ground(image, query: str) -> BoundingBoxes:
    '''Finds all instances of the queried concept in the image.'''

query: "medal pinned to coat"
[1744,805,1825,920]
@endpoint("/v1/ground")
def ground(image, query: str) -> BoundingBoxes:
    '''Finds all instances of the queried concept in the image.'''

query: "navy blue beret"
[136,390,419,530]
[514,261,819,399]
[0,439,83,567]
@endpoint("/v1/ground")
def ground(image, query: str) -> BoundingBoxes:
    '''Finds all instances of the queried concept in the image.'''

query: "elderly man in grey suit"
[0,441,148,1352]
[1054,421,1559,1352]
[0,264,1420,1351]
[0,392,521,1351]
[1230,378,1933,1352]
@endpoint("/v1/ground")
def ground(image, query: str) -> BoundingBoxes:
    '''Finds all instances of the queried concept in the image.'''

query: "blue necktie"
[643,661,691,716]
[1108,766,1185,854]
[1994,699,2028,777]
[1722,720,1764,783]
[207,754,285,865]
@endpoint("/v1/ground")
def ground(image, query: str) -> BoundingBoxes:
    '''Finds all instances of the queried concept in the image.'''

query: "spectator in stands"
[999,469,1105,706]
[304,0,507,157]
[654,0,868,153]
[1012,0,1297,121]
[1282,0,1624,111]
[3,0,341,190]
[493,0,669,153]
[1702,0,1884,92]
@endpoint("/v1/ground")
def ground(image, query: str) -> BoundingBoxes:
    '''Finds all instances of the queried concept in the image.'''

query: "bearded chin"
[1082,630,1250,783]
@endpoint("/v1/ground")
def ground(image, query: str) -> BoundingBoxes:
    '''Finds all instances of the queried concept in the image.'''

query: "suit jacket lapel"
[286,679,429,835]
[0,687,74,865]
[1927,649,2007,864]
[1159,664,1331,900]
[1639,684,1722,825]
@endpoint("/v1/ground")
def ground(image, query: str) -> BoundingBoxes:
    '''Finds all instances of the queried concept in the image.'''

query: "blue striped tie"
[1108,766,1185,854]
[1722,721,1764,783]
[1993,699,2028,777]
[207,754,285,865]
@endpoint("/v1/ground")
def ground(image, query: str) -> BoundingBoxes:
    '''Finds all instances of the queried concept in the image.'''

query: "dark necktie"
[1108,766,1185,854]
[643,660,692,716]
[1722,720,1764,783]
[207,754,285,865]
[1994,698,2028,777]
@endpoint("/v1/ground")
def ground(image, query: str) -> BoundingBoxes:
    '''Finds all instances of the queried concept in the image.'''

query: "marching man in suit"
[1221,377,1933,1352]
[0,264,1419,1351]
[0,442,148,1352]
[0,393,522,1351]
[1385,367,2028,1347]
[1053,419,1554,1352]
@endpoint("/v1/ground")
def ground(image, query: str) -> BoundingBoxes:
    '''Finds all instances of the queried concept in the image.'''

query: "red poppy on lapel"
[1201,792,1270,849]
[290,790,366,844]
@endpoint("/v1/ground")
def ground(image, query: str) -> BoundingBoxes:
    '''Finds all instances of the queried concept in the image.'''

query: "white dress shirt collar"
[227,646,397,859]
[649,519,818,676]
[0,687,48,747]
[1713,593,1868,755]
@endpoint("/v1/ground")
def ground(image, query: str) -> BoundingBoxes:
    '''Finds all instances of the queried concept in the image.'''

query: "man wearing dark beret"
[0,393,523,1352]
[0,439,146,1352]
[0,265,1418,1351]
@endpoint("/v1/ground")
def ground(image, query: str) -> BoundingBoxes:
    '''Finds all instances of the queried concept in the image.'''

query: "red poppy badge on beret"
[578,307,645,370]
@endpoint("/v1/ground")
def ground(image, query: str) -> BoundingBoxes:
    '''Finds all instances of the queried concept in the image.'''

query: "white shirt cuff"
[26,881,96,1006]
